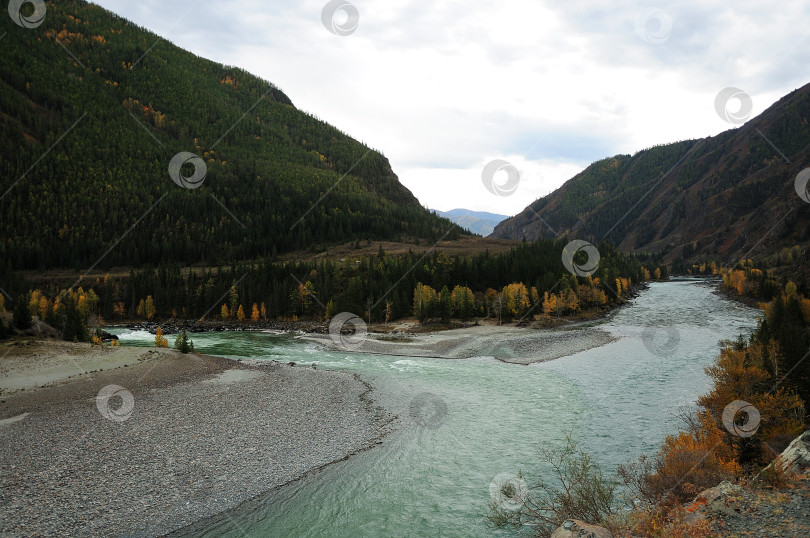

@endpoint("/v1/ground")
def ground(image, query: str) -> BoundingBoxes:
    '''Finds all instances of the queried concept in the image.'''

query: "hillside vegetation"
[0,0,462,273]
[492,83,810,266]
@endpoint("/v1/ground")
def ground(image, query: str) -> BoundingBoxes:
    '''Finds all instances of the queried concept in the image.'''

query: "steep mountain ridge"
[492,83,810,266]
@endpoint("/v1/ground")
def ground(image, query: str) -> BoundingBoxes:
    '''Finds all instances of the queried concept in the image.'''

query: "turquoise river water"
[110,279,759,537]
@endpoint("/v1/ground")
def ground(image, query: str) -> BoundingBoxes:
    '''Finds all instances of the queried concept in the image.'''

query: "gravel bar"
[0,351,391,537]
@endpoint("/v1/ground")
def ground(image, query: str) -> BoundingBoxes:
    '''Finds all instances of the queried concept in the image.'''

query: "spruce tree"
[12,294,32,330]
[174,330,194,354]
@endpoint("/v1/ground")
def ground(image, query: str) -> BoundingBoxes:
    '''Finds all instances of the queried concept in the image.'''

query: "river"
[111,279,759,537]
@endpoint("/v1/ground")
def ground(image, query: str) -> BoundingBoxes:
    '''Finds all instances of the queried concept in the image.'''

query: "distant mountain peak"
[434,209,510,236]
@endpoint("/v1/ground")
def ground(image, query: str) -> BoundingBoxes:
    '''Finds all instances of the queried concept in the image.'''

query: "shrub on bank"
[174,330,194,354]
[486,432,618,537]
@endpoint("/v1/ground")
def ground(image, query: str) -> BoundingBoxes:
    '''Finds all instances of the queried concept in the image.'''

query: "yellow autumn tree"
[698,341,805,465]
[502,282,530,318]
[38,296,49,319]
[220,304,230,320]
[237,305,246,321]
[563,289,579,312]
[144,295,156,320]
[542,291,558,318]
[154,327,168,348]
[29,290,42,317]
[251,303,260,322]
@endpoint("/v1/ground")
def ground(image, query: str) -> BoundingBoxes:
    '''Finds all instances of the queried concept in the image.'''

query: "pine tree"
[174,330,194,354]
[61,294,89,342]
[228,285,239,319]
[13,293,32,330]
[45,300,59,328]
[438,286,452,323]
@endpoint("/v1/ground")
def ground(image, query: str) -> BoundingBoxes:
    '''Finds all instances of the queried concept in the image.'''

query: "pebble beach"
[0,341,390,536]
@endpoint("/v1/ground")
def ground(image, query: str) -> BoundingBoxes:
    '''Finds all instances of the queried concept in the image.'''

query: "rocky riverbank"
[549,429,810,538]
[0,339,392,537]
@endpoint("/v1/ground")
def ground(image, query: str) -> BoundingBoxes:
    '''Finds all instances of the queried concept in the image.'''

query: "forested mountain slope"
[0,0,462,271]
[492,83,810,266]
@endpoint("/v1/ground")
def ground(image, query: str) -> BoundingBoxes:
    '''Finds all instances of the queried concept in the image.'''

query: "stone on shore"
[765,430,810,475]
[550,519,612,538]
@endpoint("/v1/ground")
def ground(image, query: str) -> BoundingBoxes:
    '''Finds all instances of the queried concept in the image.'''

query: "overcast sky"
[92,0,810,216]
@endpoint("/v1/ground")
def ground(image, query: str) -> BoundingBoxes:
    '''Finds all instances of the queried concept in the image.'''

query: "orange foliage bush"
[628,505,716,538]
[644,426,739,505]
